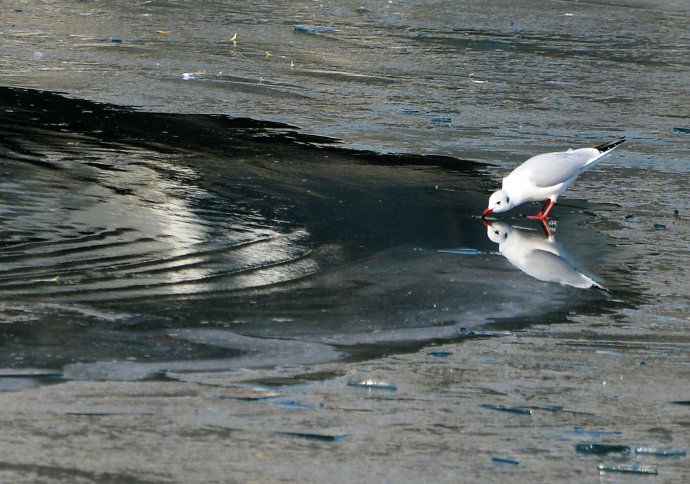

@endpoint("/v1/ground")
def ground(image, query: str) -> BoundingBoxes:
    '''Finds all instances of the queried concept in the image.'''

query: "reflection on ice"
[0,145,317,301]
[485,221,605,290]
[0,86,624,378]
[62,329,341,381]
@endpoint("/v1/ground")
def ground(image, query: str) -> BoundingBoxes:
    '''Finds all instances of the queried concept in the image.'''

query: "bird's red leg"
[538,219,554,237]
[527,200,552,220]
[540,200,556,218]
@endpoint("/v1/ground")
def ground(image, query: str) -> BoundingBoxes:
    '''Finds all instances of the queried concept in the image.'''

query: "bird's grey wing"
[508,149,598,188]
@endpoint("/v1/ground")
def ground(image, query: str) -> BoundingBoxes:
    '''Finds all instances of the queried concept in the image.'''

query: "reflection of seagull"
[485,221,605,289]
[483,138,626,220]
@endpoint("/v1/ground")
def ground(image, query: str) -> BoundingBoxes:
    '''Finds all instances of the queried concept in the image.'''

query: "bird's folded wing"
[509,148,599,188]
[521,250,593,287]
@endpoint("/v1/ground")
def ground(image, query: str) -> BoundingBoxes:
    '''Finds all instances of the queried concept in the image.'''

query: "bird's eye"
[494,231,499,235]
[497,201,501,205]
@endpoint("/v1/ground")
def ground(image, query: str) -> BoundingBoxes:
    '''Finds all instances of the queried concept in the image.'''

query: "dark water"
[1,87,626,379]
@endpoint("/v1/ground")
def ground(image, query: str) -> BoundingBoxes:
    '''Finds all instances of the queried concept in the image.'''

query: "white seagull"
[483,137,626,220]
[485,221,605,289]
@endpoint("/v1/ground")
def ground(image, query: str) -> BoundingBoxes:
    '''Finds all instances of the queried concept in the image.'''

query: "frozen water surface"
[0,0,688,481]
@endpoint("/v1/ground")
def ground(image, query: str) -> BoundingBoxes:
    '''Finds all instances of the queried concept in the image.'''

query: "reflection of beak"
[482,218,493,227]
[482,208,492,217]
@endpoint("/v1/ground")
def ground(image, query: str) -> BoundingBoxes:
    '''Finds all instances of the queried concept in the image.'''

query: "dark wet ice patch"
[427,350,452,357]
[293,25,336,35]
[0,370,63,392]
[0,87,629,379]
[574,443,630,455]
[60,331,342,381]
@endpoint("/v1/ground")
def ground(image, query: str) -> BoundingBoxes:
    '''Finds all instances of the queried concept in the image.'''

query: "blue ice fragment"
[65,411,157,417]
[598,464,658,475]
[430,117,453,125]
[480,404,532,415]
[293,25,335,35]
[673,127,690,134]
[653,223,666,229]
[277,431,348,441]
[427,351,452,358]
[395,108,421,114]
[275,400,322,410]
[108,37,122,43]
[492,457,520,465]
[635,447,686,457]
[438,248,479,255]
[347,379,397,391]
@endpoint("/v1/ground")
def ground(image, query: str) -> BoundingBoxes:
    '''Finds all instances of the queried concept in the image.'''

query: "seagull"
[485,221,605,289]
[482,137,626,220]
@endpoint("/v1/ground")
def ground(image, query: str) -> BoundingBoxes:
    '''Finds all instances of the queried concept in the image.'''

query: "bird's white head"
[483,189,513,216]
[485,221,511,244]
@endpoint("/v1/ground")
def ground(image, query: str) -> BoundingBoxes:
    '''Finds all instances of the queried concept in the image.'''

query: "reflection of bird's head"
[484,189,513,216]
[486,221,511,244]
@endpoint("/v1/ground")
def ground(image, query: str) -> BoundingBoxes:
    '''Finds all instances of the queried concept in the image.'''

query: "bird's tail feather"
[582,136,626,169]
[595,136,626,154]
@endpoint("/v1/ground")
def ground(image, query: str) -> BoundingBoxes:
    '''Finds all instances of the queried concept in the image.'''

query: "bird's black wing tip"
[595,136,626,153]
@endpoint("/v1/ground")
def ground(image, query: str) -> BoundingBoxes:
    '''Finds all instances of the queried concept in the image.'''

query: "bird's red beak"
[482,218,493,227]
[482,208,493,217]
